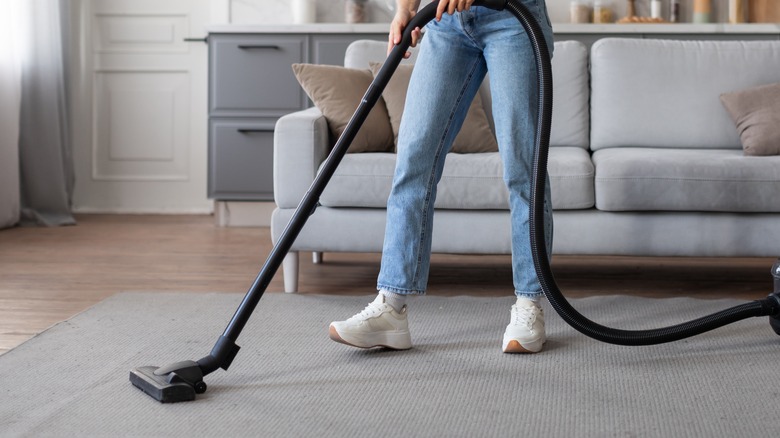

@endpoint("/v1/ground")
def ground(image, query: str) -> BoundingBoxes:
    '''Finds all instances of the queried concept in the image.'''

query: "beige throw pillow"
[720,82,780,156]
[369,62,498,154]
[291,63,394,153]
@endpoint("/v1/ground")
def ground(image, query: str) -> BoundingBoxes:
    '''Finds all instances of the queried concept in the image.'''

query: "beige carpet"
[1,292,778,437]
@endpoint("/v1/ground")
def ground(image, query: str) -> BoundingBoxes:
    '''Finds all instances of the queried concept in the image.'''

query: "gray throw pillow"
[720,82,780,156]
[292,63,394,153]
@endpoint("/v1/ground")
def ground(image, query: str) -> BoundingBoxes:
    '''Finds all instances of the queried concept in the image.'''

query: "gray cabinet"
[209,35,308,117]
[207,32,383,201]
[208,34,308,200]
[208,119,276,200]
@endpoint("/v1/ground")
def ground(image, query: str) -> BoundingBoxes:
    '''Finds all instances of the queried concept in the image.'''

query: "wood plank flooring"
[0,214,776,355]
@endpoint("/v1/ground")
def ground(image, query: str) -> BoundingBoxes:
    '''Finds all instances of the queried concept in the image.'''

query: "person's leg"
[330,11,487,349]
[477,1,554,352]
[377,12,487,296]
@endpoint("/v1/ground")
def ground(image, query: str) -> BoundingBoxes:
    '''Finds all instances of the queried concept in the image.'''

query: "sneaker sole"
[503,339,545,354]
[329,325,412,350]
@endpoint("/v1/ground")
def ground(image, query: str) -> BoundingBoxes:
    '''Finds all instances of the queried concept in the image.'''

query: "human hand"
[387,5,422,58]
[436,0,475,21]
[387,0,475,58]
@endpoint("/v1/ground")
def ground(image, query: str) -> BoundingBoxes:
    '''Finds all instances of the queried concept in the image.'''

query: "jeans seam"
[411,57,482,288]
[459,10,479,46]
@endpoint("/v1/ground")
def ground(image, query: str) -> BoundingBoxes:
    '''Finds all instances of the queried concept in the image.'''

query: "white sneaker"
[502,298,546,353]
[329,295,412,350]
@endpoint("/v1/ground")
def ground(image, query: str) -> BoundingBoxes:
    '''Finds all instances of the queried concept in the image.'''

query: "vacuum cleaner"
[130,0,780,403]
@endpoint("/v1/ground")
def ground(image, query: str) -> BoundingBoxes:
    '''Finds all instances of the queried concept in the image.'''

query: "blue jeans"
[377,1,554,300]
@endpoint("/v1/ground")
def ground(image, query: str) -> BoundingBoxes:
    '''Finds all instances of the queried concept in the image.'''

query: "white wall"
[227,1,732,25]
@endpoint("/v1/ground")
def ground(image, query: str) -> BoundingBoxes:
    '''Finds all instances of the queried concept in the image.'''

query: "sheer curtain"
[0,1,22,229]
[17,0,76,226]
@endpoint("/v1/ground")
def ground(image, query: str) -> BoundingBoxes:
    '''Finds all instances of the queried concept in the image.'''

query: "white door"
[71,0,212,213]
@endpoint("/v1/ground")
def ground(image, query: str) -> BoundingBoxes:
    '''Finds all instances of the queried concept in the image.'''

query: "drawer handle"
[238,129,267,134]
[238,44,281,50]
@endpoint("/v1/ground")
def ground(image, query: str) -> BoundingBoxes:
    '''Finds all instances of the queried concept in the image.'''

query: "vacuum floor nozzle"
[129,366,198,403]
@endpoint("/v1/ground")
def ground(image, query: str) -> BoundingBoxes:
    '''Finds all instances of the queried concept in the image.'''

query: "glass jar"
[593,1,613,23]
[670,0,681,22]
[626,0,636,17]
[729,0,747,23]
[570,0,591,24]
[650,0,663,19]
[693,0,712,23]
[346,0,368,24]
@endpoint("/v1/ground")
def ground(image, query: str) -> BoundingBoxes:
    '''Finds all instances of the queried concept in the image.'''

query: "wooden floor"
[0,214,777,355]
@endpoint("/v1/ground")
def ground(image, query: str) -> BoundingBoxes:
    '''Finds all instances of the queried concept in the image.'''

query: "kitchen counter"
[206,22,780,35]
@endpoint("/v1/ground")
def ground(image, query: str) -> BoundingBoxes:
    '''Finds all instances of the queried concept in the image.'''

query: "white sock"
[380,289,407,312]
[518,295,542,305]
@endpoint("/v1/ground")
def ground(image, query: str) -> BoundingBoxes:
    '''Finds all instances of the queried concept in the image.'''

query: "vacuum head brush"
[129,361,206,403]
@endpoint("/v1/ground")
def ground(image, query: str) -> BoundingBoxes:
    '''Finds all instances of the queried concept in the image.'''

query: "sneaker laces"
[510,304,537,330]
[347,300,386,322]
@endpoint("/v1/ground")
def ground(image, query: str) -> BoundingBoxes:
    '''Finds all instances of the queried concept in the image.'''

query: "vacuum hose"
[414,0,780,345]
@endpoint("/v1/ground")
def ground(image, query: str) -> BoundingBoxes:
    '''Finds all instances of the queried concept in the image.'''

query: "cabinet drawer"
[209,119,275,200]
[209,35,307,117]
[311,34,385,66]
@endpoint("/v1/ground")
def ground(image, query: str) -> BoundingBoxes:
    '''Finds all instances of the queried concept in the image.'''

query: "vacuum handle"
[479,0,508,10]
[383,0,506,76]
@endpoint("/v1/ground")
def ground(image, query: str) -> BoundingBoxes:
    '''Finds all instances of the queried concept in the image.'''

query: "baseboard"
[72,206,214,215]
[214,201,275,227]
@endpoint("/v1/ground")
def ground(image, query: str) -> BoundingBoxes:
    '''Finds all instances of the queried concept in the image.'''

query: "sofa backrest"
[344,39,590,149]
[590,38,780,151]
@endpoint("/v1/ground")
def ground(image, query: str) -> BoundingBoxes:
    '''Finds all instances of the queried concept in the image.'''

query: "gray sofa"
[272,38,780,293]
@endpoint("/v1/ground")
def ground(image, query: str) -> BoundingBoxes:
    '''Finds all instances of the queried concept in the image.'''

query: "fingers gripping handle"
[381,0,507,96]
[393,1,506,56]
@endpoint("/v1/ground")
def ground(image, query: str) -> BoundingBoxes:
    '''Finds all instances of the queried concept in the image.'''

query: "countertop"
[206,22,780,34]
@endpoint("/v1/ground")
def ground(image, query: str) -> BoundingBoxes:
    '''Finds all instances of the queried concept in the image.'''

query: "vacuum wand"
[128,0,503,404]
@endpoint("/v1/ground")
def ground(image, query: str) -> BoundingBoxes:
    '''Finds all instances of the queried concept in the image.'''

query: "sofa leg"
[282,251,299,293]
[312,252,323,264]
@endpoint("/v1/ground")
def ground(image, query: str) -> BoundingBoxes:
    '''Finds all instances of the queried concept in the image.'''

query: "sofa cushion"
[590,38,780,151]
[720,81,780,156]
[593,148,780,212]
[319,147,594,210]
[550,147,596,209]
[344,39,591,149]
[291,63,394,153]
[547,40,590,149]
[369,62,499,154]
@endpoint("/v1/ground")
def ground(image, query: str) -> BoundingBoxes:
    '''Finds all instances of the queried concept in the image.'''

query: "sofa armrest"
[274,107,330,209]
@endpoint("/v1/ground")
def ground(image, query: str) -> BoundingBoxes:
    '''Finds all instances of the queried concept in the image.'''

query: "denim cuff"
[377,285,426,296]
[515,291,544,300]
